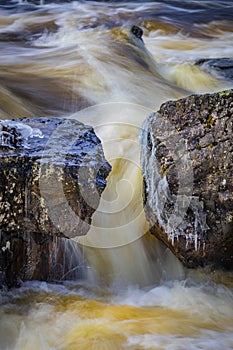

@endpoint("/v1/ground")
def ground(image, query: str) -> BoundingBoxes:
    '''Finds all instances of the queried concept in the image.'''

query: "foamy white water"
[0,1,233,349]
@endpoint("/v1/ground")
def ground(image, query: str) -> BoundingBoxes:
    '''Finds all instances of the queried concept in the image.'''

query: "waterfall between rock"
[71,102,185,286]
[1,2,233,350]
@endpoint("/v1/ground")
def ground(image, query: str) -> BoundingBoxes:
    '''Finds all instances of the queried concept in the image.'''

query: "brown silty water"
[0,1,233,349]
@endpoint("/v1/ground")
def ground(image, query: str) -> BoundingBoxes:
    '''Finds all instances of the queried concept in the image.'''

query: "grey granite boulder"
[141,90,233,270]
[0,117,111,287]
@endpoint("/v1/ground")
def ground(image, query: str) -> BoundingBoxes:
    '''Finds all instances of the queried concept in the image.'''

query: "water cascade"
[73,102,185,286]
[0,1,233,349]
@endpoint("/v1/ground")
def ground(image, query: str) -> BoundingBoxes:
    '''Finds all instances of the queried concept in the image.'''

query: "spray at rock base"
[0,1,233,349]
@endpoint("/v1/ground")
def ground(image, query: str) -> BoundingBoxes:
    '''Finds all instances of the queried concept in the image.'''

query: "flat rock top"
[0,117,103,166]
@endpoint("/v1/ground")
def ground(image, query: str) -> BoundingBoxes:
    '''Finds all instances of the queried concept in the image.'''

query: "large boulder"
[0,117,111,287]
[141,90,233,270]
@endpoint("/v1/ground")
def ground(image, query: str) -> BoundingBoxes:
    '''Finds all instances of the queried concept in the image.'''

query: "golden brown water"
[1,274,233,350]
[0,1,233,349]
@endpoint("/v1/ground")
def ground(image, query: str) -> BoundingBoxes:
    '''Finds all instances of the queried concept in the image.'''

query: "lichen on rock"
[141,89,233,270]
[0,117,111,287]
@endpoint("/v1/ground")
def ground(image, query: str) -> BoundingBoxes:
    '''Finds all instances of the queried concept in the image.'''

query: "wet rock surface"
[141,90,233,270]
[0,117,111,287]
[196,58,233,81]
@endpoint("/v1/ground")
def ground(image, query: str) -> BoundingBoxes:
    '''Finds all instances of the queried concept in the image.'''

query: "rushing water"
[0,1,233,349]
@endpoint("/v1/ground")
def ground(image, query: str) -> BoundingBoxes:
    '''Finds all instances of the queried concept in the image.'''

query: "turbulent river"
[0,1,233,349]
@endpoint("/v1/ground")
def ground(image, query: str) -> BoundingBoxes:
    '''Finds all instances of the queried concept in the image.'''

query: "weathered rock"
[0,117,111,287]
[141,89,233,270]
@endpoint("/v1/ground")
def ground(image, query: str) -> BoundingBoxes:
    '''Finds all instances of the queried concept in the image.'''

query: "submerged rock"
[141,89,233,270]
[0,117,111,287]
[131,25,144,42]
[196,58,233,81]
